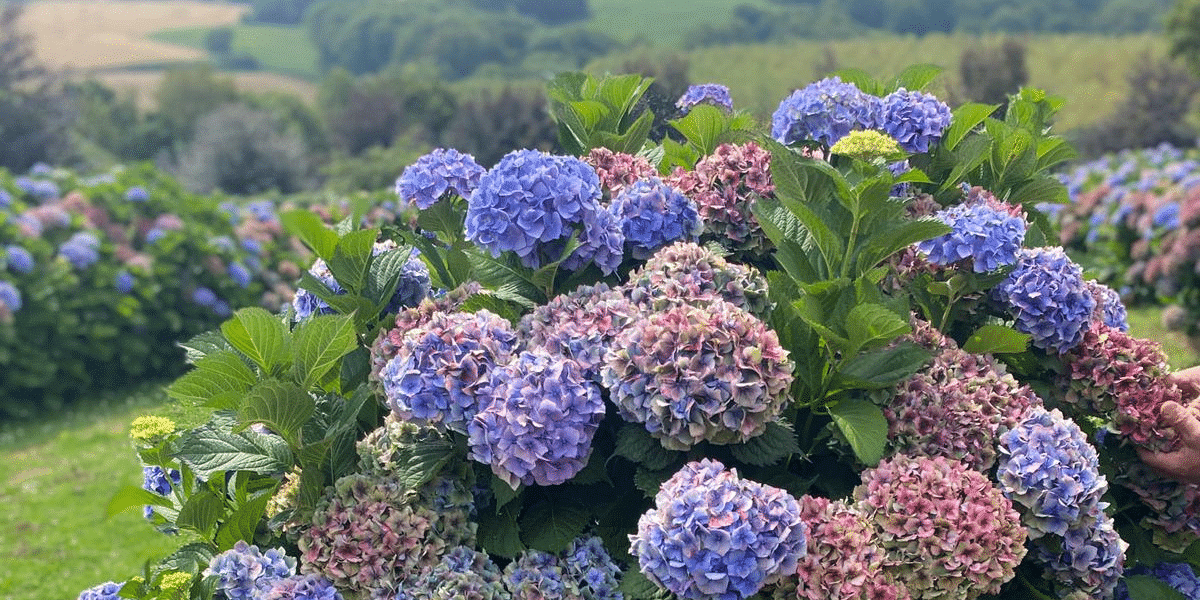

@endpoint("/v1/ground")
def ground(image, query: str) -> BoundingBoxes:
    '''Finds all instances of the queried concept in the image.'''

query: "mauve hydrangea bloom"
[125,186,149,202]
[465,149,622,274]
[997,407,1106,538]
[517,282,635,382]
[396,148,485,209]
[0,280,21,312]
[880,88,953,153]
[59,231,101,269]
[583,147,658,199]
[299,473,475,595]
[1118,563,1200,600]
[792,495,910,600]
[667,141,774,257]
[562,536,623,600]
[77,581,123,600]
[393,546,508,600]
[1085,280,1128,331]
[854,454,1027,600]
[677,83,734,113]
[630,459,807,600]
[379,309,518,435]
[993,246,1097,353]
[624,242,772,318]
[915,193,1027,273]
[5,244,32,274]
[604,299,792,450]
[1115,459,1200,548]
[141,465,180,519]
[1034,509,1125,600]
[469,349,605,488]
[261,574,343,600]
[370,283,483,378]
[771,77,882,147]
[504,549,585,600]
[1058,324,1183,452]
[610,178,702,259]
[206,541,296,600]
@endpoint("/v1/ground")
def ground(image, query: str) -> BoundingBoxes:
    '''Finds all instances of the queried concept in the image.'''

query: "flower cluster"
[0,279,19,315]
[624,241,771,317]
[59,231,101,269]
[610,178,702,259]
[916,192,1027,273]
[206,541,296,600]
[465,149,623,274]
[828,129,905,161]
[583,147,658,200]
[77,581,124,600]
[393,546,508,600]
[5,244,32,274]
[854,454,1027,599]
[380,309,517,434]
[562,536,623,600]
[141,465,181,519]
[1034,510,1125,600]
[676,83,734,113]
[517,282,635,381]
[880,88,953,153]
[504,549,586,600]
[1117,562,1200,600]
[997,407,1106,538]
[792,495,909,600]
[1086,280,1129,331]
[395,148,486,209]
[1114,461,1200,549]
[469,349,605,488]
[1057,324,1183,451]
[992,246,1097,353]
[771,77,881,147]
[262,574,343,600]
[602,298,793,450]
[130,415,175,443]
[292,258,339,320]
[630,459,807,600]
[667,141,774,257]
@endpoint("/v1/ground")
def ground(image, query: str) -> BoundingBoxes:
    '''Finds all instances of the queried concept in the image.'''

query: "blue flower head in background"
[192,286,219,308]
[115,270,135,294]
[396,147,486,209]
[205,541,296,600]
[916,189,1027,273]
[5,244,33,274]
[610,177,702,259]
[228,261,252,288]
[0,280,21,313]
[880,88,953,153]
[676,83,734,113]
[77,581,124,600]
[58,232,101,270]
[125,186,149,202]
[771,76,882,147]
[993,246,1096,353]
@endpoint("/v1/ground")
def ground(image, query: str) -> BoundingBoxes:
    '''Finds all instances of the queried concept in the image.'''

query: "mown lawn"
[150,23,321,81]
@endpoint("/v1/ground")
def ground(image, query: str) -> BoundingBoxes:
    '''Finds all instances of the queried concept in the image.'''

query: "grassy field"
[150,23,321,81]
[96,69,319,110]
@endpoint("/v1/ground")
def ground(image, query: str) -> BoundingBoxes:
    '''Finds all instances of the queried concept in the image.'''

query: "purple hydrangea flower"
[141,466,180,519]
[993,246,1097,353]
[676,83,734,113]
[125,186,149,202]
[468,348,605,488]
[563,536,623,600]
[558,200,625,274]
[630,459,807,600]
[667,141,774,258]
[1153,201,1181,230]
[193,286,219,308]
[247,199,277,223]
[206,541,296,600]
[0,280,20,312]
[465,149,623,274]
[1086,280,1128,331]
[1117,563,1200,600]
[1034,509,1125,600]
[624,241,772,317]
[517,282,635,382]
[145,227,167,244]
[32,179,59,201]
[793,495,906,600]
[382,245,431,314]
[770,76,882,147]
[241,237,262,255]
[393,546,507,600]
[396,148,486,209]
[292,258,339,320]
[261,574,343,600]
[504,549,585,600]
[915,193,1027,273]
[879,88,953,153]
[610,178,702,259]
[0,189,11,209]
[997,407,1106,538]
[229,262,252,288]
[115,270,135,294]
[58,232,101,270]
[213,299,232,317]
[77,581,124,600]
[5,244,33,274]
[380,309,518,435]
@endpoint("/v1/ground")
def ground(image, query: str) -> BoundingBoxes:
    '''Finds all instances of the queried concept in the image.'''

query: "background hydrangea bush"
[82,67,1200,600]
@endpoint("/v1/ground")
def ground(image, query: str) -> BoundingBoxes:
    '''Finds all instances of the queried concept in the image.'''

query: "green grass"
[150,23,320,81]
[588,0,777,47]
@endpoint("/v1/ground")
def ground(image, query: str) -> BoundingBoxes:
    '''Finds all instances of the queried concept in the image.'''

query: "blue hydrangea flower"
[562,536,623,600]
[220,201,241,225]
[59,232,100,270]
[380,309,518,435]
[1086,280,1128,331]
[206,541,296,600]
[879,88,953,153]
[246,199,277,223]
[396,148,486,209]
[193,287,219,308]
[916,197,1026,273]
[505,549,585,599]
[630,459,807,600]
[32,179,59,201]
[115,270,135,294]
[213,299,232,318]
[677,83,734,113]
[517,282,635,382]
[1035,509,1124,600]
[468,348,605,488]
[465,149,622,274]
[997,407,1106,538]
[30,162,52,176]
[383,246,431,314]
[241,237,262,255]
[0,280,21,312]
[5,244,33,274]
[993,247,1097,353]
[261,574,343,600]
[1153,202,1181,230]
[125,186,149,202]
[77,581,123,600]
[770,76,882,147]
[1117,563,1200,600]
[0,189,11,209]
[559,202,625,274]
[292,259,338,320]
[141,465,181,519]
[393,546,508,600]
[209,236,237,253]
[146,227,167,244]
[610,178,702,260]
[229,262,252,288]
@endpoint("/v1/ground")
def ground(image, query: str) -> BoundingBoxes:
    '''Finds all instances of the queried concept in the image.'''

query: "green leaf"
[962,324,1031,354]
[215,492,272,551]
[221,307,291,375]
[943,103,1000,152]
[467,249,544,306]
[831,67,879,95]
[363,246,414,309]
[478,504,525,559]
[327,228,378,295]
[1009,176,1068,208]
[618,570,662,600]
[828,397,888,466]
[634,466,676,497]
[166,351,256,407]
[519,500,592,553]
[178,330,232,364]
[157,543,216,575]
[751,196,822,283]
[729,421,802,467]
[173,413,293,478]
[893,64,943,92]
[846,303,910,354]
[613,423,681,471]
[176,489,224,537]
[105,485,173,518]
[669,104,727,155]
[858,217,950,271]
[838,342,931,389]
[939,133,991,192]
[280,210,337,259]
[395,435,456,492]
[293,314,357,388]
[492,474,523,512]
[1124,575,1188,600]
[240,380,315,449]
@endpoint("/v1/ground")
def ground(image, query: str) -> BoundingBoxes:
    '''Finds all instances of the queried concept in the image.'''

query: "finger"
[1137,446,1200,484]
[1162,401,1200,443]
[1171,367,1200,397]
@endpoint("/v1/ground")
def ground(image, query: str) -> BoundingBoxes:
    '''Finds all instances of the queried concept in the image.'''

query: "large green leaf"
[156,543,217,576]
[857,217,951,272]
[751,196,822,283]
[327,228,378,295]
[828,397,888,466]
[942,102,999,152]
[178,330,232,365]
[221,307,292,375]
[519,500,592,554]
[893,63,943,92]
[478,504,525,559]
[166,350,256,407]
[176,489,224,537]
[845,303,911,355]
[105,484,174,518]
[729,421,802,467]
[239,380,315,449]
[280,209,337,259]
[396,435,456,492]
[293,314,358,388]
[214,492,273,551]
[837,342,932,389]
[467,249,544,306]
[1124,575,1188,600]
[173,413,293,478]
[962,324,1031,354]
[669,104,726,156]
[613,423,681,471]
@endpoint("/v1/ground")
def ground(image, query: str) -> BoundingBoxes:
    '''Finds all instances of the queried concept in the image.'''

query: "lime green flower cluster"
[129,415,175,443]
[829,130,906,162]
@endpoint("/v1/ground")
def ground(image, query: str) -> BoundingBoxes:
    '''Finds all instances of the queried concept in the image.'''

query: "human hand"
[1136,366,1200,483]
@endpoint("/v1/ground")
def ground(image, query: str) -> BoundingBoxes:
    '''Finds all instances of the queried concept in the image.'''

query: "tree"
[0,3,73,170]
[1170,0,1200,74]
[204,27,233,55]
[177,103,312,194]
[959,39,1028,107]
[155,64,240,143]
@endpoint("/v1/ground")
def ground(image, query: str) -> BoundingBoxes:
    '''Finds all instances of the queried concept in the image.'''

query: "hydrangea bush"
[86,67,1199,600]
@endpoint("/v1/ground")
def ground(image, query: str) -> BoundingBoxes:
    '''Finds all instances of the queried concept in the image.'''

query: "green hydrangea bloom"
[130,416,175,443]
[829,130,906,161]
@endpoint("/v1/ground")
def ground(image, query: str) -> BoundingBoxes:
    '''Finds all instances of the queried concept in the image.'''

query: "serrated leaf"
[893,63,943,92]
[396,436,456,492]
[173,413,293,478]
[240,380,315,449]
[751,196,823,283]
[669,104,727,155]
[178,330,232,364]
[943,103,1000,152]
[156,543,216,575]
[327,228,378,295]
[468,249,545,306]
[519,500,591,553]
[618,570,662,600]
[729,421,803,467]
[176,489,223,537]
[613,423,681,471]
[634,466,676,497]
[478,505,525,558]
[828,397,888,466]
[838,342,932,389]
[280,210,338,259]
[214,492,272,551]
[293,314,357,388]
[221,307,291,375]
[846,303,911,354]
[166,351,257,407]
[962,324,1031,354]
[492,474,523,512]
[105,485,174,518]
